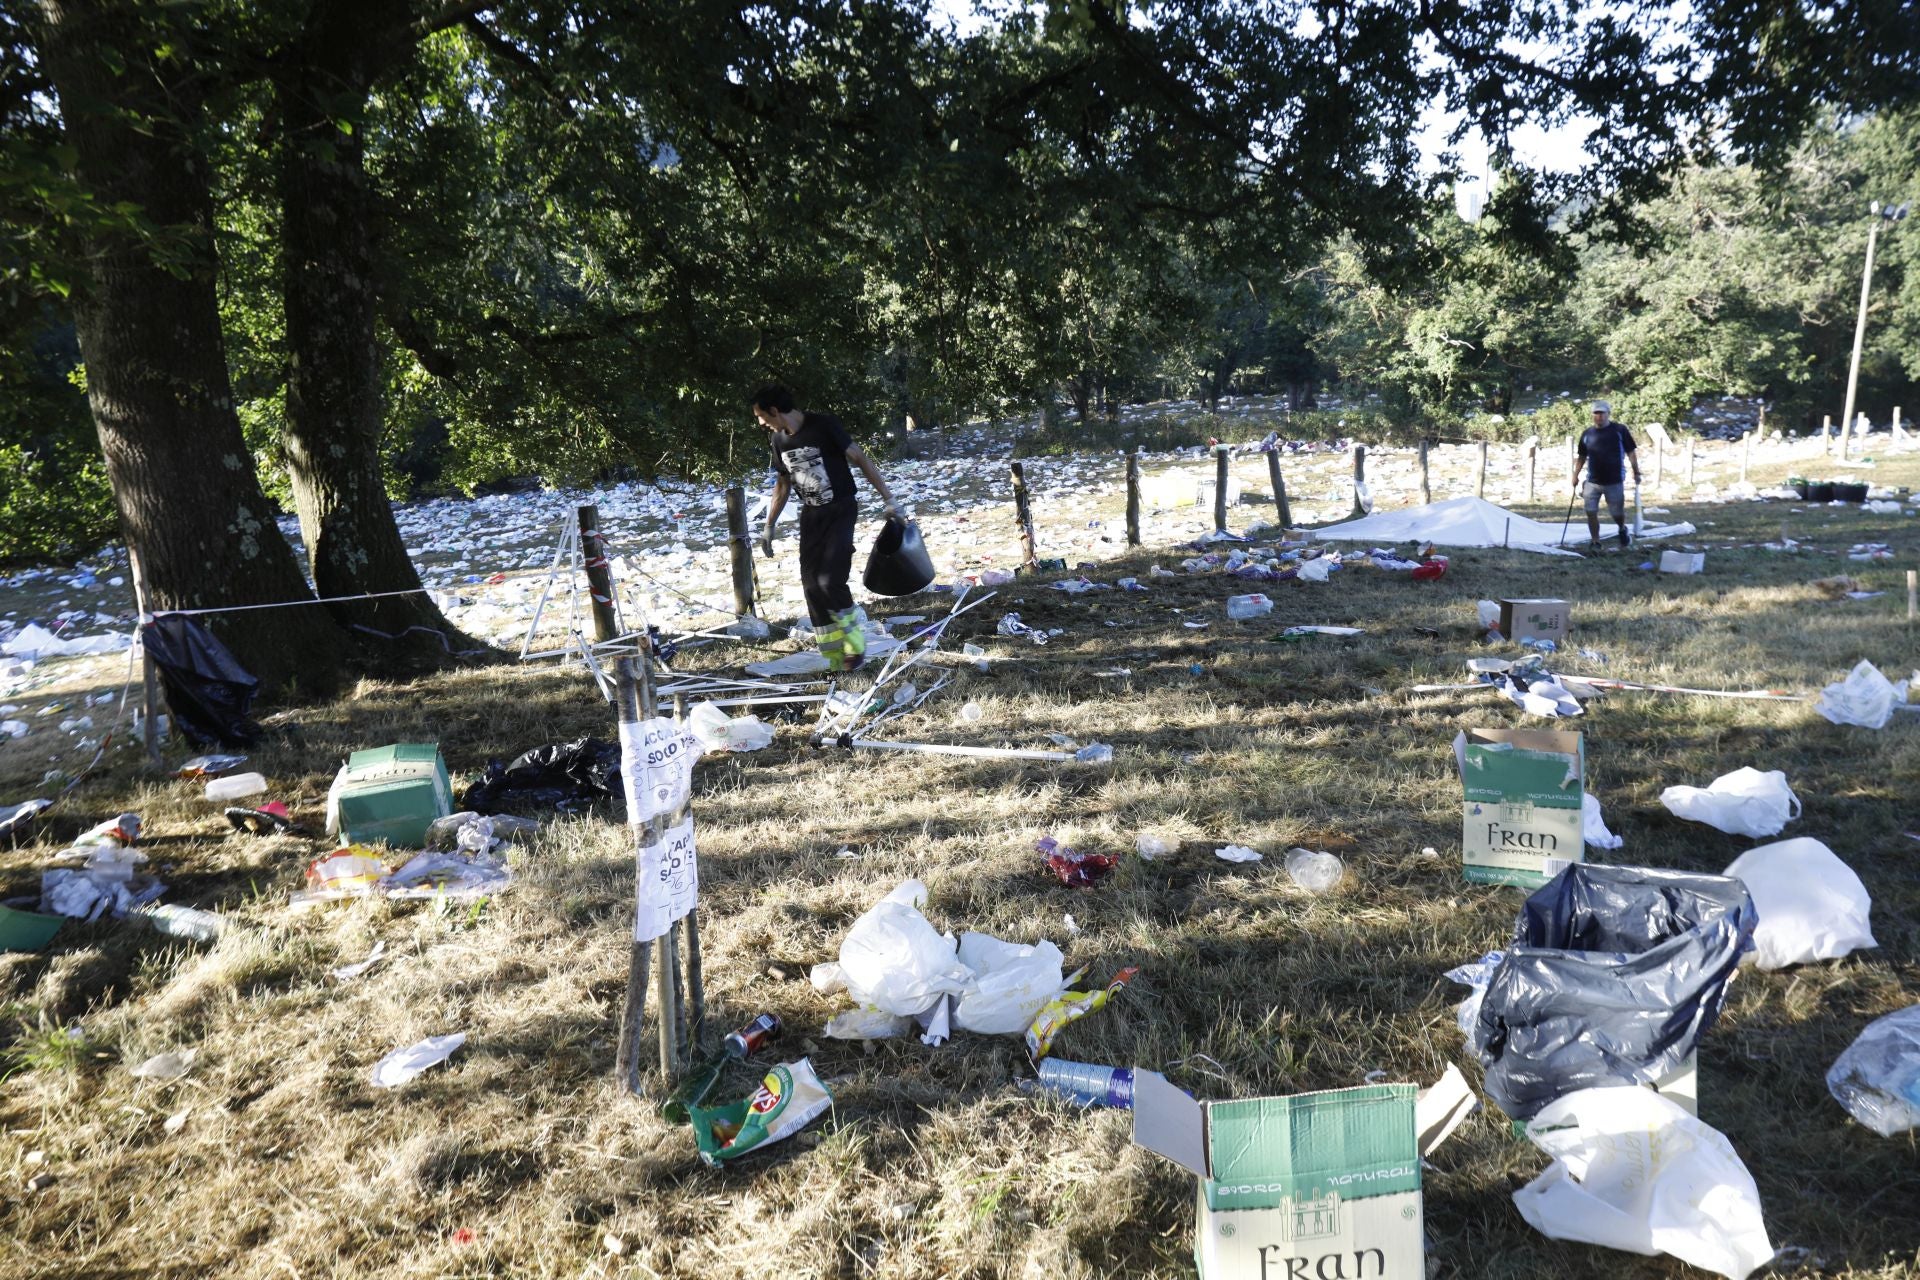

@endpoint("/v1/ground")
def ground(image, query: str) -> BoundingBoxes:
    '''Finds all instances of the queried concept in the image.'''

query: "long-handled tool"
[1557,487,1580,548]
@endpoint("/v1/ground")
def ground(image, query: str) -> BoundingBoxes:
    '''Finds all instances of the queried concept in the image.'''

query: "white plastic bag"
[1825,1005,1920,1136]
[1659,767,1800,838]
[1724,837,1876,970]
[1296,556,1332,583]
[836,880,973,1016]
[1581,794,1622,850]
[687,702,734,752]
[1814,659,1909,729]
[1514,1087,1773,1280]
[725,715,774,751]
[952,933,1066,1034]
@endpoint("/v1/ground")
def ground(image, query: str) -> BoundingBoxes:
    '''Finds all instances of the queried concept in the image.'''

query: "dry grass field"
[1,446,1916,1280]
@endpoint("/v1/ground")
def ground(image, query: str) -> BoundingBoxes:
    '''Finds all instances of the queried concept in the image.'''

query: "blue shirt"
[1579,423,1637,486]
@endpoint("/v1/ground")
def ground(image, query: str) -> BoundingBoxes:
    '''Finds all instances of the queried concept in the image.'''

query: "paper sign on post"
[619,716,702,942]
[634,814,698,942]
[618,716,700,823]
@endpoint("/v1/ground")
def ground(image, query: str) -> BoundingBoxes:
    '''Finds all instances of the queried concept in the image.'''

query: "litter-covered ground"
[0,418,1917,1280]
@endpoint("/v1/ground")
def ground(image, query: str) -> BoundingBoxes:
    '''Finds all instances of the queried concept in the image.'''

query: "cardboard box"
[1496,598,1570,644]
[1659,551,1704,574]
[1457,729,1584,888]
[325,743,452,848]
[1132,1068,1476,1280]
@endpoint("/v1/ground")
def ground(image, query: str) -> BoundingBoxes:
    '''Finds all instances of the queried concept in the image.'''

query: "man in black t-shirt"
[752,384,902,671]
[1572,400,1641,551]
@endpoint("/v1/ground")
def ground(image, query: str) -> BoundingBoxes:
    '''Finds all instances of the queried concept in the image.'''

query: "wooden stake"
[1909,569,1917,622]
[1267,451,1291,526]
[724,486,757,619]
[1652,437,1664,489]
[125,544,163,768]
[1213,447,1229,533]
[1010,461,1037,568]
[1349,443,1368,518]
[1523,438,1537,501]
[1741,426,1752,483]
[1823,414,1834,455]
[1474,441,1487,498]
[1417,438,1431,505]
[1683,435,1695,487]
[1125,453,1142,546]
[1893,406,1904,442]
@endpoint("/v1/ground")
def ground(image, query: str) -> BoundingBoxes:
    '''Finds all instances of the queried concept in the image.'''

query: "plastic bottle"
[131,903,227,942]
[204,772,266,802]
[1225,593,1274,620]
[1036,1059,1135,1108]
[1285,847,1345,895]
[959,701,984,722]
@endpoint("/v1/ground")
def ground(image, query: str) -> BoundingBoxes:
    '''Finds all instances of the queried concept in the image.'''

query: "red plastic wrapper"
[1411,555,1449,582]
[1036,836,1118,888]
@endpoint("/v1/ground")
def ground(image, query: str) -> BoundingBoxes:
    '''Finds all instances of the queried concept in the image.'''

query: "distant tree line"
[2,1,1914,684]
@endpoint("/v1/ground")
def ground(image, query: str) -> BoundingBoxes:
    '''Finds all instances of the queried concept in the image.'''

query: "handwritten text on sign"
[618,716,702,941]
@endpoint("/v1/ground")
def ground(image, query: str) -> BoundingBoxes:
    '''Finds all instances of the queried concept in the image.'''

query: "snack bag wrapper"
[1024,966,1138,1058]
[689,1058,834,1167]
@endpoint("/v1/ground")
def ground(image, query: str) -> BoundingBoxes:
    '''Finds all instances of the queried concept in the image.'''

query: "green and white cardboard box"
[1455,728,1584,889]
[325,742,452,849]
[1131,1068,1476,1280]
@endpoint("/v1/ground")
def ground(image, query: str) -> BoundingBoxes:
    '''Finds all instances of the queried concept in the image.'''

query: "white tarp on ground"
[1310,496,1695,556]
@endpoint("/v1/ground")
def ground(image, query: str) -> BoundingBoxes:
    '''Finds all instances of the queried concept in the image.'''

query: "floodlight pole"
[1840,201,1907,460]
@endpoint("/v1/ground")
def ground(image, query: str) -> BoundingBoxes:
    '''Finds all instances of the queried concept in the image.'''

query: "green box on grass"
[1133,1074,1433,1280]
[326,743,452,849]
[1458,728,1585,889]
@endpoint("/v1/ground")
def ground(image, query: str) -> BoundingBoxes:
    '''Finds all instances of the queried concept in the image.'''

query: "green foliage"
[0,314,116,562]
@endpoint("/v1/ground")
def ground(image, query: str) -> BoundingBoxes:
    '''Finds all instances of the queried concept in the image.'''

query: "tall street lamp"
[1839,199,1909,459]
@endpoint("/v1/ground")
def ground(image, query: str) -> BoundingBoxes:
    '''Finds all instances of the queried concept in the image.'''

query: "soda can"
[723,1013,782,1058]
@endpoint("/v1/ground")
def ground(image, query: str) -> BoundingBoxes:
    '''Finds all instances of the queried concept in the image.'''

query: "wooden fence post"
[1213,447,1229,533]
[724,486,756,620]
[1741,426,1752,483]
[1010,461,1037,568]
[1892,406,1904,442]
[1474,441,1488,498]
[1652,436,1664,489]
[1125,453,1142,546]
[1266,450,1291,527]
[584,504,695,1092]
[1349,443,1368,517]
[1523,437,1537,502]
[1683,434,1695,487]
[1823,414,1834,455]
[1417,438,1432,505]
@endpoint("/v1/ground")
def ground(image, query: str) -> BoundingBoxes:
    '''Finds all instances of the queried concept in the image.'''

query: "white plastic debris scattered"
[1214,844,1263,864]
[131,1049,197,1081]
[1660,767,1801,837]
[1136,833,1173,860]
[1581,794,1622,850]
[1814,660,1908,729]
[1284,847,1343,893]
[1826,1005,1920,1136]
[1513,1086,1773,1280]
[743,651,831,678]
[331,939,389,982]
[1725,838,1876,970]
[370,1032,467,1088]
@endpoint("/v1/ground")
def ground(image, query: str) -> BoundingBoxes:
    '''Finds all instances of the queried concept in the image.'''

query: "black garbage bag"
[1468,862,1756,1120]
[141,615,263,747]
[862,516,936,597]
[463,736,621,814]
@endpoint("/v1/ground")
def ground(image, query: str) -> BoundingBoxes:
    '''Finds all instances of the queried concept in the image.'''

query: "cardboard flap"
[1414,1065,1478,1156]
[1132,1069,1207,1178]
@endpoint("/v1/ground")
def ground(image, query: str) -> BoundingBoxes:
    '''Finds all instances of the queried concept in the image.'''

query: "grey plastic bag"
[1465,863,1756,1120]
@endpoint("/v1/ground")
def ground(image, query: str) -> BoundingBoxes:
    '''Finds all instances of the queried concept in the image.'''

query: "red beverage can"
[723,1013,782,1058]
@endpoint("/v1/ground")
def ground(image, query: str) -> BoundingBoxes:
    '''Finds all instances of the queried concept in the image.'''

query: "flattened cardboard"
[1458,728,1584,888]
[1497,598,1570,644]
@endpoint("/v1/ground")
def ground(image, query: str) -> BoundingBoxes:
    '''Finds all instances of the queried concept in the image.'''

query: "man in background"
[753,384,902,671]
[1572,400,1641,551]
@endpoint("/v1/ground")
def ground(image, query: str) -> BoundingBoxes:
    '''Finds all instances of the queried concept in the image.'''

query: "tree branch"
[460,13,578,119]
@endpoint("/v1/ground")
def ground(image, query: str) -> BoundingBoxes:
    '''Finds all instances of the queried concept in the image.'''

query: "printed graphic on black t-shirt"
[772,412,856,507]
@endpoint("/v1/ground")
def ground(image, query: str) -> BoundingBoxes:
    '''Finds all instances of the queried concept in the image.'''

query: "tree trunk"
[1072,375,1092,425]
[278,2,463,651]
[36,0,350,695]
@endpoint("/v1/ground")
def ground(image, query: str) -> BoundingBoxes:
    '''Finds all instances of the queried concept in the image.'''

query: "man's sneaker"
[1617,527,1632,549]
[1588,539,1603,554]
